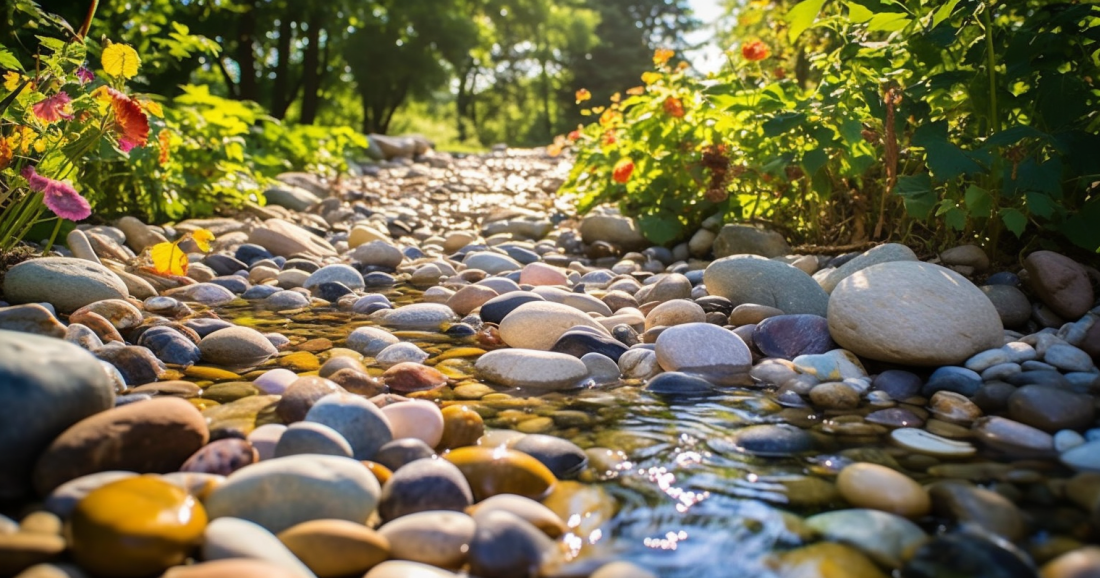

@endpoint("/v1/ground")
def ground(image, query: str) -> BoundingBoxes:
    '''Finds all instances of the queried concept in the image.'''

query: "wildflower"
[626,86,645,96]
[3,71,22,91]
[32,92,74,123]
[598,109,620,127]
[653,48,674,66]
[612,159,634,184]
[741,40,770,62]
[76,66,95,84]
[0,137,11,169]
[567,130,581,141]
[663,96,685,118]
[20,165,91,221]
[575,88,591,103]
[641,72,662,85]
[118,138,137,153]
[106,88,150,147]
[158,130,171,164]
[602,131,617,145]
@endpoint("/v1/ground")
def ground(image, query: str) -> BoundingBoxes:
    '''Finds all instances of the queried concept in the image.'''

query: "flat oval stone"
[511,434,588,480]
[276,377,343,423]
[805,508,927,568]
[443,446,557,501]
[972,416,1056,458]
[364,560,458,578]
[467,510,557,578]
[644,371,716,396]
[274,422,353,459]
[1008,385,1095,432]
[928,480,1025,541]
[438,405,485,450]
[377,457,473,522]
[277,519,389,578]
[70,476,207,578]
[33,398,209,496]
[204,454,380,534]
[837,463,930,519]
[549,330,628,362]
[201,516,316,578]
[380,400,445,448]
[704,255,829,315]
[654,323,751,384]
[371,304,457,331]
[382,363,447,393]
[345,326,399,357]
[890,428,976,458]
[180,438,257,476]
[753,314,835,360]
[498,301,609,350]
[378,510,475,569]
[1061,441,1100,473]
[199,326,278,368]
[373,439,435,472]
[466,494,567,538]
[305,393,393,460]
[1,257,128,313]
[162,559,304,578]
[728,424,815,457]
[475,350,588,390]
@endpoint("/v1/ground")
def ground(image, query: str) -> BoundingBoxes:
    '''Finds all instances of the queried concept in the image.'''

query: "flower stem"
[981,0,1000,135]
[42,218,63,255]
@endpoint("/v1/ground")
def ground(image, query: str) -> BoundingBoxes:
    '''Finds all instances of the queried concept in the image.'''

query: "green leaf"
[1059,197,1100,252]
[964,185,992,217]
[983,125,1048,148]
[911,121,982,180]
[846,2,875,23]
[1026,192,1056,219]
[762,111,806,136]
[895,174,936,219]
[0,48,23,71]
[802,148,829,176]
[867,12,911,32]
[35,36,65,53]
[944,207,967,231]
[786,0,828,43]
[932,0,962,28]
[1001,208,1028,237]
[637,213,685,246]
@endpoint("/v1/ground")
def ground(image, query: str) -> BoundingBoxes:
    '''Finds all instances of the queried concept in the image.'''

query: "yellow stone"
[278,351,320,371]
[0,533,65,575]
[438,405,485,450]
[516,416,555,434]
[453,384,494,400]
[542,481,615,540]
[69,476,207,578]
[362,461,394,486]
[189,398,221,411]
[768,542,888,578]
[278,519,390,578]
[444,446,556,501]
[434,347,486,361]
[836,462,930,519]
[435,365,472,380]
[184,365,241,381]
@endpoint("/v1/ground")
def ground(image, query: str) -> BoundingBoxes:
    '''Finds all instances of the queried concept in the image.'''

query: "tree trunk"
[538,28,552,140]
[299,7,323,125]
[235,0,259,102]
[270,8,298,119]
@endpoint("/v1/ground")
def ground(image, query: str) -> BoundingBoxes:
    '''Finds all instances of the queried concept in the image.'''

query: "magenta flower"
[20,166,92,221]
[118,138,137,153]
[31,92,73,123]
[76,66,95,84]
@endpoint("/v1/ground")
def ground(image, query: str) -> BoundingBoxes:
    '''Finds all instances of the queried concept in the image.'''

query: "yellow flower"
[141,99,164,118]
[641,71,662,85]
[3,71,22,92]
[653,48,674,66]
[575,88,592,104]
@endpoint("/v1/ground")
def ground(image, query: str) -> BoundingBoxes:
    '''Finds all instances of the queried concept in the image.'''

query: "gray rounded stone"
[0,331,116,499]
[304,393,393,460]
[654,323,751,383]
[274,421,354,458]
[712,224,791,258]
[350,240,404,269]
[304,264,364,292]
[2,257,128,312]
[378,457,474,522]
[204,454,380,534]
[475,350,589,390]
[370,303,457,330]
[816,243,918,293]
[345,326,399,356]
[828,261,1003,366]
[498,301,610,350]
[703,255,829,316]
[199,326,279,367]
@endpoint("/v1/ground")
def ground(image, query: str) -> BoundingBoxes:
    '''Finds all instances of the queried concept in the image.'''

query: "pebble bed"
[1,148,1099,578]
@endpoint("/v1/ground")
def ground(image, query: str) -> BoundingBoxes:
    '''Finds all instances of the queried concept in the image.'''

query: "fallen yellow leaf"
[151,241,188,276]
[191,228,215,252]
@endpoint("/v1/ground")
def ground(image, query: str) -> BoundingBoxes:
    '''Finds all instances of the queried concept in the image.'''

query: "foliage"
[150,228,213,276]
[560,0,1100,255]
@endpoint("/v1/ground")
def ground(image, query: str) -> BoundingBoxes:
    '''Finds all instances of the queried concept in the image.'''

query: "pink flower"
[76,66,95,84]
[118,138,137,153]
[31,92,73,123]
[20,165,92,221]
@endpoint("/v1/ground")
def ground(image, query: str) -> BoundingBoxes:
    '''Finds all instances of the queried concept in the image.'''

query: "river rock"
[2,257,128,312]
[836,462,930,518]
[828,261,1003,365]
[753,314,835,359]
[1040,547,1100,578]
[378,511,475,569]
[476,349,588,389]
[980,285,1032,328]
[817,243,918,293]
[274,422,354,459]
[32,398,207,495]
[303,265,364,293]
[498,301,609,350]
[1024,251,1094,319]
[972,416,1056,458]
[729,424,815,457]
[69,476,206,577]
[805,508,927,568]
[345,326,399,357]
[1008,385,1095,432]
[712,224,791,258]
[305,393,393,460]
[202,517,316,578]
[248,218,336,258]
[901,532,1037,578]
[379,399,445,448]
[654,322,751,383]
[512,434,588,480]
[204,455,380,534]
[377,458,473,522]
[264,185,320,211]
[0,304,66,338]
[467,494,567,538]
[928,481,1025,541]
[277,519,389,578]
[444,446,556,501]
[199,326,278,368]
[1061,441,1100,473]
[364,561,457,578]
[180,438,257,476]
[578,212,647,250]
[468,510,558,578]
[371,304,457,330]
[0,331,115,499]
[703,255,829,315]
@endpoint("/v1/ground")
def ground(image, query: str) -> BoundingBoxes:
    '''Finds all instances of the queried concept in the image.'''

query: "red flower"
[663,96,685,118]
[602,131,616,145]
[612,159,634,184]
[32,92,73,123]
[741,40,770,62]
[106,88,149,147]
[568,130,581,141]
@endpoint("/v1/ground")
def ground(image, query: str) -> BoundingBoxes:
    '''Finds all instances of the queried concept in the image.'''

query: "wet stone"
[901,532,1037,578]
[752,314,835,360]
[377,458,473,522]
[372,439,436,472]
[729,424,815,457]
[511,434,588,480]
[1008,385,1095,432]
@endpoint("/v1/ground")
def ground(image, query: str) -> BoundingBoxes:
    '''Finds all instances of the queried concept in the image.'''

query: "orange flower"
[653,48,674,66]
[158,130,171,164]
[612,159,634,184]
[599,109,620,127]
[575,88,591,103]
[567,130,581,141]
[106,88,150,147]
[663,96,685,118]
[0,137,11,170]
[741,40,770,62]
[602,131,617,145]
[626,86,645,96]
